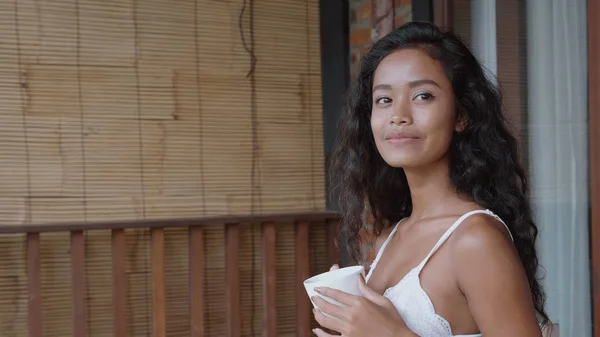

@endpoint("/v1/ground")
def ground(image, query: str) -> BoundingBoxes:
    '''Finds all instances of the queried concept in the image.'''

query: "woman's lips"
[385,131,420,145]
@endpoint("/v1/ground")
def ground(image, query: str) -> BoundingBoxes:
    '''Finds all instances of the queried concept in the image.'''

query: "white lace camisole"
[365,209,513,337]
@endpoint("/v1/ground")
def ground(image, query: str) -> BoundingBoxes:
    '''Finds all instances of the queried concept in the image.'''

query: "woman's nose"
[388,99,412,125]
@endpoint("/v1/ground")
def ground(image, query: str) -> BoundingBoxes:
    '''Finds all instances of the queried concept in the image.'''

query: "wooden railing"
[0,211,340,337]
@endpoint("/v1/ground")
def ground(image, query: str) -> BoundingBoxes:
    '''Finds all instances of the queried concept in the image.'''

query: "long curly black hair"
[330,21,548,324]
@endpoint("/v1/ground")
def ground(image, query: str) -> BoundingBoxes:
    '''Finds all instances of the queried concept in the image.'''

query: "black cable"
[131,0,151,331]
[192,0,209,331]
[239,0,259,334]
[13,0,32,224]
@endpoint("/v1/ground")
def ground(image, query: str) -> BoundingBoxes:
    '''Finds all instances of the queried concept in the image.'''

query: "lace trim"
[384,270,454,336]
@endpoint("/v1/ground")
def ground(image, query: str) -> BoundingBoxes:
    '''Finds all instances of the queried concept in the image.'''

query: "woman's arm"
[451,215,543,337]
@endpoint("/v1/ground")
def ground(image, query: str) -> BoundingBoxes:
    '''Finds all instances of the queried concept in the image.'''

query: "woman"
[311,22,549,336]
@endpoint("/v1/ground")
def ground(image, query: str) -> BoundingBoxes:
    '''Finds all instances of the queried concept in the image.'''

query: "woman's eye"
[414,93,434,101]
[375,97,392,104]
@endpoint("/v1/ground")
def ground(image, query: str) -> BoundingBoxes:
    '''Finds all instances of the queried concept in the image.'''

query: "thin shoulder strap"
[372,220,402,265]
[416,209,513,272]
[365,219,404,281]
[485,209,513,241]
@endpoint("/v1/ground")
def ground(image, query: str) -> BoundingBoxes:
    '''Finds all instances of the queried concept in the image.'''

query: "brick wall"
[348,0,412,264]
[349,0,412,78]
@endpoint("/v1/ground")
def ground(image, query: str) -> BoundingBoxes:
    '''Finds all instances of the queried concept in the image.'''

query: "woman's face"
[370,48,459,169]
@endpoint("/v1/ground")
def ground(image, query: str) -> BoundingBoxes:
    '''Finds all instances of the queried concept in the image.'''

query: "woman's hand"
[311,266,414,337]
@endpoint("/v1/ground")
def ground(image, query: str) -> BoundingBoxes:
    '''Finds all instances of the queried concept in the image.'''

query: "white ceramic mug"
[303,265,365,318]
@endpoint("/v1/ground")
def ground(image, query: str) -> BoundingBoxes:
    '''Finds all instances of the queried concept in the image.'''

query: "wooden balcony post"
[262,222,277,337]
[112,229,127,337]
[27,232,42,337]
[226,223,240,337]
[295,221,311,337]
[190,226,205,337]
[71,231,87,337]
[151,228,166,337]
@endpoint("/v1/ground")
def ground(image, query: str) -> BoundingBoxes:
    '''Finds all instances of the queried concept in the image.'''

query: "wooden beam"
[0,211,340,234]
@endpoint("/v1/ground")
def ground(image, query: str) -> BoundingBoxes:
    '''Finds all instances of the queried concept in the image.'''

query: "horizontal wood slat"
[0,211,340,233]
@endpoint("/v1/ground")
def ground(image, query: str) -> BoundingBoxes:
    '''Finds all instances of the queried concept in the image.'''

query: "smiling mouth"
[386,137,419,145]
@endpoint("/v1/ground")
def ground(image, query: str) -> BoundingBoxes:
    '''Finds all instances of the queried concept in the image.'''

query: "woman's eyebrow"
[373,79,441,91]
[372,84,392,91]
[407,79,440,88]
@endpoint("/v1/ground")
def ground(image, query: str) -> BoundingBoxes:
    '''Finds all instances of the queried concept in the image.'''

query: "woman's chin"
[379,150,447,170]
[377,147,423,168]
[381,156,419,169]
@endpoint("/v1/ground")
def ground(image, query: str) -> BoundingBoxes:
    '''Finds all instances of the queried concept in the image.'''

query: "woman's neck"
[403,157,459,220]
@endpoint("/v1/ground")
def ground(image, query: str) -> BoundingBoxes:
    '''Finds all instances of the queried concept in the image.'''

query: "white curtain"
[526,0,591,336]
[470,0,497,81]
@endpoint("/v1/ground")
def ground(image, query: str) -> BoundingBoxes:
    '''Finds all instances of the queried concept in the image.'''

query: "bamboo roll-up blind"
[0,0,325,226]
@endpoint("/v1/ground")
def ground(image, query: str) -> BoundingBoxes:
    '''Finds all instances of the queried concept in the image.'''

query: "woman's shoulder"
[451,212,513,246]
[446,212,517,269]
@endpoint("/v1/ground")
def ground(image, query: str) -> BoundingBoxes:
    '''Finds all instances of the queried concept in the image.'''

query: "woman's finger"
[329,264,339,271]
[312,327,338,337]
[315,287,355,307]
[311,295,349,321]
[357,274,390,308]
[313,308,345,334]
